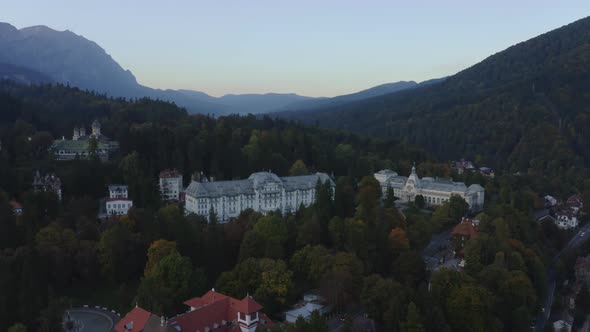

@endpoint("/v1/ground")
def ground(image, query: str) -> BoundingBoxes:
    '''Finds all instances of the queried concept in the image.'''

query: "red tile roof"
[235,296,263,315]
[170,290,269,332]
[452,218,478,239]
[9,200,22,210]
[567,194,583,206]
[114,306,152,332]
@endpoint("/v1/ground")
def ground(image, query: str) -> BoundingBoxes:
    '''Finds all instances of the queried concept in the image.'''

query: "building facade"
[451,217,479,256]
[105,185,133,216]
[50,120,119,161]
[374,165,484,211]
[32,171,62,201]
[556,212,578,229]
[159,169,183,201]
[185,172,334,222]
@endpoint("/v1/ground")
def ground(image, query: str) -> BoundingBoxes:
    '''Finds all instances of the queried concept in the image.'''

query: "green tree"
[448,195,469,220]
[404,302,425,332]
[576,283,590,314]
[38,297,71,332]
[384,186,397,208]
[137,252,196,315]
[144,239,178,277]
[289,159,309,176]
[361,274,403,323]
[446,285,495,332]
[356,176,381,223]
[8,323,27,332]
[414,195,425,209]
[328,216,346,250]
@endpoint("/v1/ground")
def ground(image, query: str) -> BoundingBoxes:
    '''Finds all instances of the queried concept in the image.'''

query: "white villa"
[184,171,334,222]
[105,185,133,216]
[556,212,578,229]
[374,165,484,211]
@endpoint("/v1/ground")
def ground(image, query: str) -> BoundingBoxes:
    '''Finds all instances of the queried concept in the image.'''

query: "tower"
[79,126,86,137]
[236,296,262,332]
[73,127,80,140]
[404,162,419,202]
[91,120,101,137]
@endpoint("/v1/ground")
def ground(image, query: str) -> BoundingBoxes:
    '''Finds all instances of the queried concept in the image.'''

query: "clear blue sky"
[2,1,589,97]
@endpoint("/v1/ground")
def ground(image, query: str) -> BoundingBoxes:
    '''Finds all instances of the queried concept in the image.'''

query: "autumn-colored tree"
[144,239,178,277]
[389,227,410,253]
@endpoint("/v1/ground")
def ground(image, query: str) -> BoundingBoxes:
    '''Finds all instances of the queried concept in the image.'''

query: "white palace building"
[185,171,334,222]
[374,165,484,211]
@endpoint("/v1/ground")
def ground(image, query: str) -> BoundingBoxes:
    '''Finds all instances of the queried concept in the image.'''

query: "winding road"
[535,223,590,331]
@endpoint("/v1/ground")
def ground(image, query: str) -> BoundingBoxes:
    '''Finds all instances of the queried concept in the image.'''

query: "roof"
[76,133,111,143]
[143,315,177,332]
[171,290,268,332]
[160,169,182,178]
[9,200,22,210]
[533,209,553,221]
[374,169,479,194]
[249,172,282,188]
[285,302,325,320]
[567,194,583,205]
[235,296,263,315]
[183,290,230,308]
[106,198,132,202]
[375,169,398,176]
[109,185,128,191]
[452,218,479,238]
[171,298,234,332]
[51,139,109,151]
[185,172,334,198]
[115,306,152,332]
[467,184,485,193]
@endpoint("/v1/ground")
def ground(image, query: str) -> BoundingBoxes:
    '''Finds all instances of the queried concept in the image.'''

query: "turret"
[73,127,80,140]
[79,126,86,137]
[236,296,262,332]
[91,120,101,137]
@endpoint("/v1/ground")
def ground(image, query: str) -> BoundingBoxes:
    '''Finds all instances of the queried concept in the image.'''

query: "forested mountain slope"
[277,16,590,179]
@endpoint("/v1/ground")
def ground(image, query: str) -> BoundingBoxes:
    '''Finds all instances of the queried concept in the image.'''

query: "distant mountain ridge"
[275,77,446,113]
[275,16,590,179]
[0,22,429,115]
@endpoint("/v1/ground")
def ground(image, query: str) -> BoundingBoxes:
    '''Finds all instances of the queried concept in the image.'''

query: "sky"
[2,1,589,97]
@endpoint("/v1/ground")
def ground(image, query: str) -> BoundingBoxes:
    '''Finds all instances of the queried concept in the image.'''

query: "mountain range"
[0,22,435,115]
[275,16,590,179]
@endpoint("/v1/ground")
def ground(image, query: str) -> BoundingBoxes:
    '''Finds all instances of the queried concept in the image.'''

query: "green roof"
[51,139,110,151]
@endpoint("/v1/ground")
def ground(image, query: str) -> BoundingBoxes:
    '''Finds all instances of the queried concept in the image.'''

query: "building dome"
[248,171,281,189]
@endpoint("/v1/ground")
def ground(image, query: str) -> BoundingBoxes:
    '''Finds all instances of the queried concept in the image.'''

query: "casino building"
[374,165,484,211]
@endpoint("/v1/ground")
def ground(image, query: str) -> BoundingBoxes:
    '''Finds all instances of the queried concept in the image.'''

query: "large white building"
[105,185,133,216]
[374,165,484,211]
[185,171,334,222]
[159,169,183,201]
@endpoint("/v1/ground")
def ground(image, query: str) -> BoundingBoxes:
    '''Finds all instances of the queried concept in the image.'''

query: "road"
[535,223,590,331]
[422,228,454,271]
